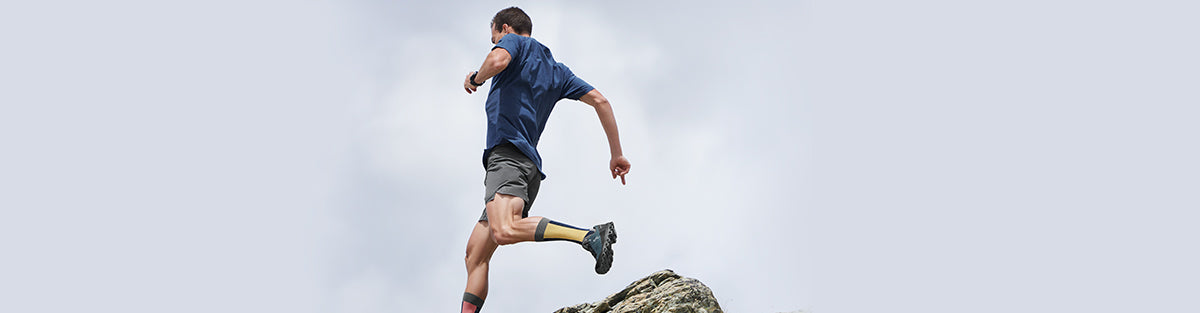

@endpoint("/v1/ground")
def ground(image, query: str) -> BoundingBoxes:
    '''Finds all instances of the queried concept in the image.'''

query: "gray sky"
[1,1,1197,313]
[331,1,808,312]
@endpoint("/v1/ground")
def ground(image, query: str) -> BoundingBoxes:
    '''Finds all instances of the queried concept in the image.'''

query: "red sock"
[462,292,484,313]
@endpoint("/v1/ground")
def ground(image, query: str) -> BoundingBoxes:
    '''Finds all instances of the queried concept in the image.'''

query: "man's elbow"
[584,91,610,108]
[594,98,611,111]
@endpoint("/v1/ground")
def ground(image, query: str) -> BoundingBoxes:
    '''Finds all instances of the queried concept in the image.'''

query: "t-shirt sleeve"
[558,64,595,100]
[493,34,522,60]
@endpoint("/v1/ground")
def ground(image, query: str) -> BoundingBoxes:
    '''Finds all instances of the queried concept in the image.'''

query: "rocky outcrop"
[554,269,724,313]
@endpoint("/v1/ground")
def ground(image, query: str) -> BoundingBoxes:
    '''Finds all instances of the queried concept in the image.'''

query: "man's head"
[490,6,532,44]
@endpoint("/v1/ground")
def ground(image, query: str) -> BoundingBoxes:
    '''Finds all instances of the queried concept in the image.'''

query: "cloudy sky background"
[331,1,808,313]
[2,1,1197,313]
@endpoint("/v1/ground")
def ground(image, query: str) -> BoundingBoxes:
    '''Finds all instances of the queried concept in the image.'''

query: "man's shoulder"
[505,34,552,53]
[499,33,536,47]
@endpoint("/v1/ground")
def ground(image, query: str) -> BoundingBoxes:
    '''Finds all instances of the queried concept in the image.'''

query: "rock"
[554,269,724,313]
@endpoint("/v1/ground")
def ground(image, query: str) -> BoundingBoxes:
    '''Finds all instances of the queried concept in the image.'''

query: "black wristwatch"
[469,72,484,87]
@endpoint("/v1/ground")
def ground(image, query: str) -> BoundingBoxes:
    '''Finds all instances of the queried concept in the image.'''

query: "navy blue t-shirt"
[483,33,594,179]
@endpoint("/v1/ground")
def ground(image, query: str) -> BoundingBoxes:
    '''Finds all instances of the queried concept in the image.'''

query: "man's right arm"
[579,89,631,185]
[464,48,512,94]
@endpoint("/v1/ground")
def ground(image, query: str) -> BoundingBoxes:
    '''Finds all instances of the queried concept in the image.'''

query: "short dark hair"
[492,7,532,35]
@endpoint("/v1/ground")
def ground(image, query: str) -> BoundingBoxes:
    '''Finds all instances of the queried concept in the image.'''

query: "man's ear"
[502,24,514,34]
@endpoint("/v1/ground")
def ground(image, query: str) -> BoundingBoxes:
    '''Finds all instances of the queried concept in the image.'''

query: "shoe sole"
[595,222,616,274]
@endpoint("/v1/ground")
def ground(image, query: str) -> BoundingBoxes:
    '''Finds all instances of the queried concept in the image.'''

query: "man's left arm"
[463,48,511,94]
[579,89,631,185]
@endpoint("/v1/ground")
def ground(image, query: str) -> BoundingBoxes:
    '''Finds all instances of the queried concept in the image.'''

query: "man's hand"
[464,72,480,94]
[610,155,630,185]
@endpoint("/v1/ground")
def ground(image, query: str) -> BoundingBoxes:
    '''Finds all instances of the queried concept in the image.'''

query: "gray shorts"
[479,143,542,221]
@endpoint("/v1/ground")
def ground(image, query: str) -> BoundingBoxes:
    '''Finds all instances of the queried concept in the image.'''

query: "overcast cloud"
[330,1,808,312]
[1,1,1197,313]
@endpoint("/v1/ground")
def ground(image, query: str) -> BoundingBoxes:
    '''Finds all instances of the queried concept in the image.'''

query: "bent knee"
[464,251,479,268]
[465,246,488,269]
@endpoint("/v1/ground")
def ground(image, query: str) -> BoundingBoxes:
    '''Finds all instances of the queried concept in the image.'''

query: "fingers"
[611,166,628,185]
[464,72,477,94]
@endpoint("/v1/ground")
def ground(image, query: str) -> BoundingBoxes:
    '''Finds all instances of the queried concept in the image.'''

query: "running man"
[459,6,630,313]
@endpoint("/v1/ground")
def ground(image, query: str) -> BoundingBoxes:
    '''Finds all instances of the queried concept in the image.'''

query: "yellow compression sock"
[534,219,592,243]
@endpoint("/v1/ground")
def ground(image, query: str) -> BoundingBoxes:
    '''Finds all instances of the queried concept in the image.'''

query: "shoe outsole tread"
[594,222,616,275]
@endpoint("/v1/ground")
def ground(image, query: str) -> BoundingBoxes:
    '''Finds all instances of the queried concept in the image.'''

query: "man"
[458,6,630,313]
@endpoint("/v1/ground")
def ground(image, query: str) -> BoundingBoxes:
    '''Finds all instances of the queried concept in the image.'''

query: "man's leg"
[486,193,618,274]
[462,220,496,313]
[463,194,540,313]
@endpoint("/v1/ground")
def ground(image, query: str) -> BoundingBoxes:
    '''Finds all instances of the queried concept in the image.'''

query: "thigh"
[486,193,526,230]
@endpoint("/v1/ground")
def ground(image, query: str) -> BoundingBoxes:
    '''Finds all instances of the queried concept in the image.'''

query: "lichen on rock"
[554,269,724,313]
